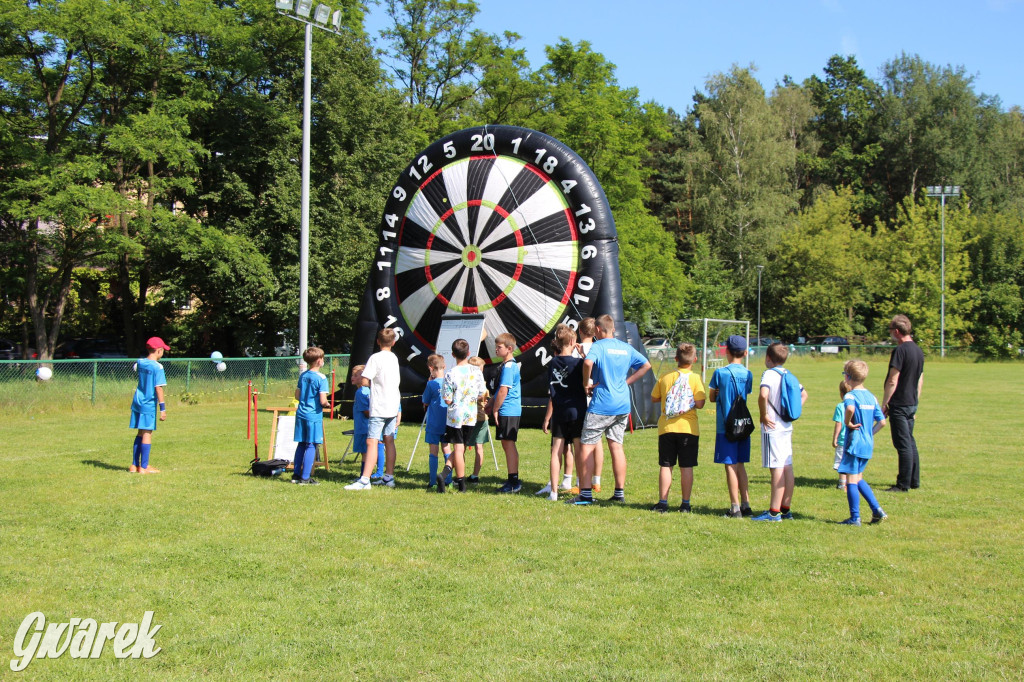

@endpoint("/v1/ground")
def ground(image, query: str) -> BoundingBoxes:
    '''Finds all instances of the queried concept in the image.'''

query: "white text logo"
[11,611,162,672]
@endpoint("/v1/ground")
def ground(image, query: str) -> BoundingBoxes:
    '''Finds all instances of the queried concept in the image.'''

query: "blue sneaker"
[870,509,888,524]
[780,511,794,520]
[566,495,593,506]
[751,511,782,522]
[497,480,522,494]
[839,517,862,526]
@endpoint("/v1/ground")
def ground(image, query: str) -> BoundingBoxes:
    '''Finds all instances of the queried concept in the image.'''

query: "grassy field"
[1,356,1023,680]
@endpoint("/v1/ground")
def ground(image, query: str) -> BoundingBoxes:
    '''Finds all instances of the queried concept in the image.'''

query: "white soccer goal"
[673,318,750,384]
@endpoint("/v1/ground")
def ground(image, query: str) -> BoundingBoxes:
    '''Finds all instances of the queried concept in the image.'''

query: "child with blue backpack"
[838,359,888,525]
[753,343,807,521]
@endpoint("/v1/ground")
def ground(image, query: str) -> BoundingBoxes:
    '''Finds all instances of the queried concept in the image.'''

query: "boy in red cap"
[129,337,170,473]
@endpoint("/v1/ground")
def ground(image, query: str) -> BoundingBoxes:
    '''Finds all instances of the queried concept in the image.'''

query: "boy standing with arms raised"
[708,335,753,517]
[345,328,401,491]
[492,333,523,493]
[753,342,807,522]
[573,315,651,505]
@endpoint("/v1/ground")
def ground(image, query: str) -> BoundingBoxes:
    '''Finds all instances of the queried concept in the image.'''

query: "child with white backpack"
[650,343,706,512]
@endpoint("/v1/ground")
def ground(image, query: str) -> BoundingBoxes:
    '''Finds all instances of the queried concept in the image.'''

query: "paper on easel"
[436,314,487,370]
[274,415,296,462]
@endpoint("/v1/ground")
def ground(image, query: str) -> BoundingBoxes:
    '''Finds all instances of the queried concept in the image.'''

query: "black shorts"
[445,425,474,445]
[658,433,699,468]
[495,415,520,442]
[551,415,584,441]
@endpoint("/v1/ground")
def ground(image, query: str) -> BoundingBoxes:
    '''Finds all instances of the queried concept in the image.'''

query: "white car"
[643,337,672,360]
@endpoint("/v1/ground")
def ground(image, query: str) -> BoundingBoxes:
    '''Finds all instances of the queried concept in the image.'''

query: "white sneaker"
[344,478,372,490]
[535,483,552,496]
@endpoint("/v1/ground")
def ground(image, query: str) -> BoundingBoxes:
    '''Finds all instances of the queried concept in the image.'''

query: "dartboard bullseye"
[368,125,619,397]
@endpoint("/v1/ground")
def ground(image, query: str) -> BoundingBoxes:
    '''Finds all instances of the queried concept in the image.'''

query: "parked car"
[56,338,127,359]
[0,338,17,360]
[804,335,850,354]
[643,337,673,360]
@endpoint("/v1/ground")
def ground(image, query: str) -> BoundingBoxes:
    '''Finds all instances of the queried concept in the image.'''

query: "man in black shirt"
[881,314,925,492]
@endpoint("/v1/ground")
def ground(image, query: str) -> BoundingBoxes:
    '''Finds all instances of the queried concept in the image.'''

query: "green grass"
[2,357,1023,679]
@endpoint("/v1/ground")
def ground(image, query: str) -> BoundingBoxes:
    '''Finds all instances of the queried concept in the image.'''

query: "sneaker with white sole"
[344,478,372,491]
[535,483,552,496]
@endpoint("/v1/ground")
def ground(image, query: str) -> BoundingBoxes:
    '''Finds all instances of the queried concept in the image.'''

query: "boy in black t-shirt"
[540,324,588,501]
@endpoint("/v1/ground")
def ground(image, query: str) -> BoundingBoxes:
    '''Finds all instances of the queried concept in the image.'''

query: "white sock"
[360,476,370,484]
[561,474,572,486]
[593,475,602,486]
[549,491,558,501]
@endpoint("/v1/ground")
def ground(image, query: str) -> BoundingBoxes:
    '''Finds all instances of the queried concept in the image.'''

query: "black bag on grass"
[251,458,289,477]
[724,373,755,443]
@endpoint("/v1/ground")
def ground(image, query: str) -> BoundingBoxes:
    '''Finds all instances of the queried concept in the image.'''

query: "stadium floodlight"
[295,0,313,17]
[313,3,330,23]
[925,185,961,358]
[331,9,342,30]
[275,0,293,10]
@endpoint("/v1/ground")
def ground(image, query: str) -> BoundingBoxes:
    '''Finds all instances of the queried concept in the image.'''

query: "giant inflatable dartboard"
[351,125,627,402]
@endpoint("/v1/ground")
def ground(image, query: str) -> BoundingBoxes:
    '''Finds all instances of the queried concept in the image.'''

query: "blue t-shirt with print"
[498,360,522,417]
[708,363,753,434]
[586,338,648,416]
[353,386,370,435]
[833,402,847,447]
[422,377,448,434]
[843,388,884,459]
[131,358,167,414]
[296,370,328,422]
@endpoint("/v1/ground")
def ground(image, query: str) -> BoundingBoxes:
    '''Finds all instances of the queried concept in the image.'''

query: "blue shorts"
[129,409,157,431]
[294,417,324,444]
[367,415,396,441]
[714,432,750,465]
[425,428,448,445]
[838,453,870,475]
[352,431,368,454]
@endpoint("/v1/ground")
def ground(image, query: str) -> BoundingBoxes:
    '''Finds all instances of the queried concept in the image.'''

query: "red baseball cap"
[145,336,170,351]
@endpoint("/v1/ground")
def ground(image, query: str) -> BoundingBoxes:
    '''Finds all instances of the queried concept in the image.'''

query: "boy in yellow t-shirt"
[650,343,706,512]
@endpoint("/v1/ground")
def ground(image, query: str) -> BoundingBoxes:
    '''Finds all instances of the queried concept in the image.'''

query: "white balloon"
[35,366,53,381]
[216,361,227,372]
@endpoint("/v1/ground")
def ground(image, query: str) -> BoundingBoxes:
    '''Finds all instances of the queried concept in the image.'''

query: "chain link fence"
[0,355,351,414]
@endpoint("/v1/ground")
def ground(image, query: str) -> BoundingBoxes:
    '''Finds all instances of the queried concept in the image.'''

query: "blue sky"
[365,0,1024,112]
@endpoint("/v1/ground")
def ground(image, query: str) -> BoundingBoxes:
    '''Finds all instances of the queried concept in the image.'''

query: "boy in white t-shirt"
[752,343,807,521]
[345,328,401,491]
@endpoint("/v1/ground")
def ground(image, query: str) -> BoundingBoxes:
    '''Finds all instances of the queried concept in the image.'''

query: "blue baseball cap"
[726,335,747,352]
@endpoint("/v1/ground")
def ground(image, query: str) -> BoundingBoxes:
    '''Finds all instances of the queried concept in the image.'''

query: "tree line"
[2,0,1022,360]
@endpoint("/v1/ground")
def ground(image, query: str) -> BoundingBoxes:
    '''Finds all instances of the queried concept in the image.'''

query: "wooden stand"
[262,407,330,472]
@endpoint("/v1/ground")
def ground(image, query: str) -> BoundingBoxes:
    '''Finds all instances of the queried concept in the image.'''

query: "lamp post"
[756,265,764,350]
[925,185,960,358]
[275,0,344,367]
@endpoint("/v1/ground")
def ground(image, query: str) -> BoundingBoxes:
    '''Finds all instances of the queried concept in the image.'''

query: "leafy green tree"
[769,77,819,199]
[684,235,734,320]
[966,211,1024,357]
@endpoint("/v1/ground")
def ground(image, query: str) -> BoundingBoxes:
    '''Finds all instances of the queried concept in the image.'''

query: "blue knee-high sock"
[132,436,142,467]
[846,483,860,519]
[302,443,315,480]
[429,453,439,486]
[293,442,306,478]
[858,479,880,513]
[375,442,385,477]
[140,443,152,469]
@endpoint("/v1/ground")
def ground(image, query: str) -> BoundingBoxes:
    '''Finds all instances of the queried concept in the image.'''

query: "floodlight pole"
[299,21,312,368]
[925,186,961,358]
[756,265,764,348]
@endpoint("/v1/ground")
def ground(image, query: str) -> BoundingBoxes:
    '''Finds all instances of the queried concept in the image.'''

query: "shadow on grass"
[795,475,846,490]
[81,459,128,472]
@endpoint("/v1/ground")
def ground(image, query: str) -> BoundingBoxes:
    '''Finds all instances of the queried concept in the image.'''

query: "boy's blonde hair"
[552,324,576,352]
[596,314,615,335]
[495,332,516,349]
[844,359,869,383]
[676,342,696,365]
[426,354,445,372]
[303,346,324,365]
[351,364,365,376]
[839,378,851,398]
[377,328,397,347]
[468,356,485,369]
[579,317,596,339]
[766,342,789,365]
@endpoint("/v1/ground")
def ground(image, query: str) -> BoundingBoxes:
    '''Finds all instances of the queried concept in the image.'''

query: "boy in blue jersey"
[422,354,453,490]
[573,315,651,505]
[707,336,754,517]
[129,336,170,474]
[492,332,523,494]
[293,347,330,485]
[832,379,852,490]
[838,359,888,525]
[350,364,370,470]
